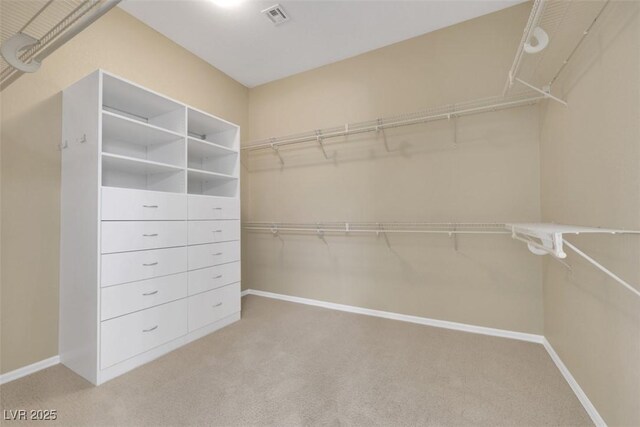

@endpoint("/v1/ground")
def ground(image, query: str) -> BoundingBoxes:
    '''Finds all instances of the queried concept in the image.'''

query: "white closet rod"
[242,94,544,151]
[245,222,640,298]
[243,222,509,235]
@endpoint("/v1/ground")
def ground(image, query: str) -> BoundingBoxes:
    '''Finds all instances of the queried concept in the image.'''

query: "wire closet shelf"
[243,222,510,235]
[0,0,121,90]
[243,0,611,155]
[244,222,640,298]
[242,92,543,152]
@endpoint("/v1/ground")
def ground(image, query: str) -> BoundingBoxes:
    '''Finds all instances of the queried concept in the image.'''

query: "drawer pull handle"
[213,252,223,256]
[142,233,158,237]
[142,262,158,266]
[142,325,158,332]
[213,207,222,210]
[212,230,223,233]
[142,290,158,296]
[213,275,223,279]
[213,302,223,308]
[143,205,159,208]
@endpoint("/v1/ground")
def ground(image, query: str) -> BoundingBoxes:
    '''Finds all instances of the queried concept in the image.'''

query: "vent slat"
[261,4,289,26]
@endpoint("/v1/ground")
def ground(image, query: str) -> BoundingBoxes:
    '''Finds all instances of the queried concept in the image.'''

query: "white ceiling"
[120,0,525,88]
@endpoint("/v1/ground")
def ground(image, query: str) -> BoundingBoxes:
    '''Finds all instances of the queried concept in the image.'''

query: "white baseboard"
[243,289,544,344]
[241,289,250,297]
[0,355,60,385]
[543,338,606,427]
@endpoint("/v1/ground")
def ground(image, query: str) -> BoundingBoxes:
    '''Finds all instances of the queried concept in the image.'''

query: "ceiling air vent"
[262,4,289,26]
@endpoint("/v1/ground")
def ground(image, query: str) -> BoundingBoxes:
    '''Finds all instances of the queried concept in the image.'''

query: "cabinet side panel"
[59,72,100,384]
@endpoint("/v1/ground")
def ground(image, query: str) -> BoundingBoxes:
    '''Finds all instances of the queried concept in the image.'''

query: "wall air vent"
[261,4,290,26]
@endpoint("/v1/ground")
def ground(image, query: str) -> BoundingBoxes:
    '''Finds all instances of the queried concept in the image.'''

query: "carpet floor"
[1,295,591,426]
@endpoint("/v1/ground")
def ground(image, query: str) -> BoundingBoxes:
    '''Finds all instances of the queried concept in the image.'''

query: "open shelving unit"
[102,73,185,134]
[187,137,238,176]
[187,168,238,197]
[101,153,185,193]
[186,107,239,196]
[102,111,185,167]
[98,72,240,197]
[187,108,238,149]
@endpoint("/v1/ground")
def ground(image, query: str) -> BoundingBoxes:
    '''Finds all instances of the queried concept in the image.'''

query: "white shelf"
[102,153,185,193]
[508,223,640,298]
[103,73,186,134]
[187,168,236,180]
[187,168,238,197]
[503,0,607,103]
[508,223,638,258]
[103,153,183,174]
[102,111,185,167]
[188,137,237,155]
[187,108,238,149]
[187,137,238,176]
[507,223,633,236]
[103,110,184,141]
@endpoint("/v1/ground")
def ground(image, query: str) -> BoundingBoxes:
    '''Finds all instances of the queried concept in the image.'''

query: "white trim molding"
[243,289,544,344]
[0,355,60,385]
[543,338,606,427]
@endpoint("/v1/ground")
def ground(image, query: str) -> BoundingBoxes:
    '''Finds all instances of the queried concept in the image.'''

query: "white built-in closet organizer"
[59,70,241,385]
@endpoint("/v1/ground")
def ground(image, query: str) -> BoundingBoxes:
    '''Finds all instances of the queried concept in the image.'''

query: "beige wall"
[244,3,544,335]
[0,8,249,374]
[539,1,640,425]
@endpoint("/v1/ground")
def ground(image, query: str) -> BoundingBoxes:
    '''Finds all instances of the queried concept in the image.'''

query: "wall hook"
[316,223,327,244]
[452,116,458,146]
[270,141,284,165]
[315,130,330,159]
[376,118,391,152]
[451,223,458,251]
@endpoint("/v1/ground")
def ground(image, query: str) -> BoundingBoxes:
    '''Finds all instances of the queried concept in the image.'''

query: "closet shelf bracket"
[508,223,640,298]
[270,140,284,165]
[316,130,330,159]
[514,78,567,106]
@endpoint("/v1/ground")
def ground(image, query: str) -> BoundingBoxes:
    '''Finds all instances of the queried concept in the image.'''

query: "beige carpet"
[1,295,591,426]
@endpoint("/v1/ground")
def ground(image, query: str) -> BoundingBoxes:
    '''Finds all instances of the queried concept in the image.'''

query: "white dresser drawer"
[188,262,240,295]
[101,221,187,254]
[101,246,187,286]
[187,220,240,245]
[188,241,240,271]
[102,187,186,220]
[188,195,239,220]
[101,299,188,369]
[188,283,240,332]
[101,273,188,320]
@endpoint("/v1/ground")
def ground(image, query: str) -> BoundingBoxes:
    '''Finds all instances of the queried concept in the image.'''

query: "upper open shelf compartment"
[102,111,185,168]
[102,153,185,194]
[102,73,186,134]
[187,108,238,150]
